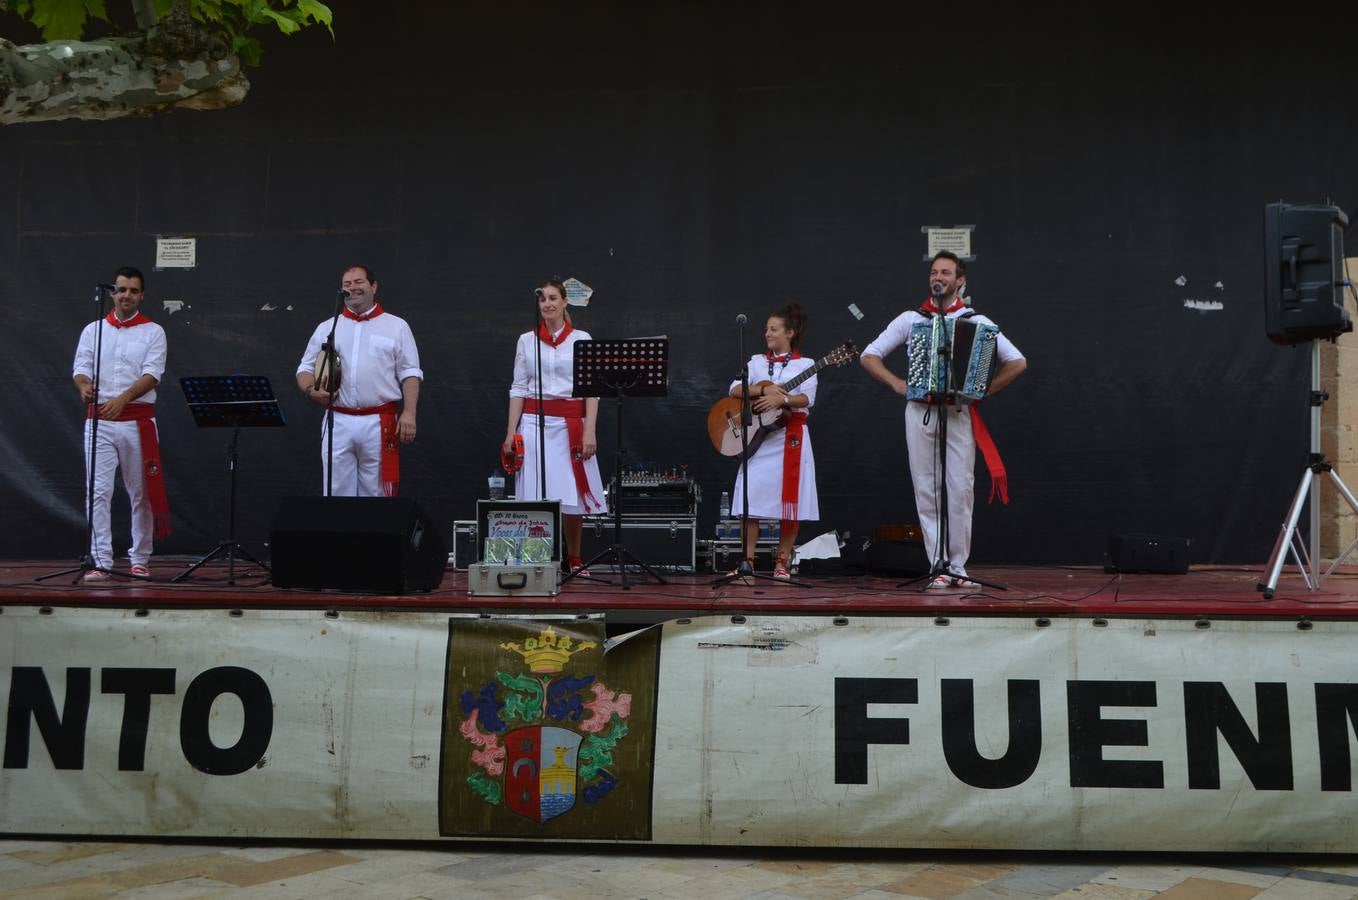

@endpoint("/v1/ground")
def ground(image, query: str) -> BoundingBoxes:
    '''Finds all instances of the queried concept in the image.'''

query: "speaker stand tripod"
[1259,340,1358,598]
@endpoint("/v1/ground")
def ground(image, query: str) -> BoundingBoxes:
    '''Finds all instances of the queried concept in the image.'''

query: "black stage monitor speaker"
[271,496,447,593]
[864,539,930,576]
[1264,201,1351,344]
[1105,533,1191,575]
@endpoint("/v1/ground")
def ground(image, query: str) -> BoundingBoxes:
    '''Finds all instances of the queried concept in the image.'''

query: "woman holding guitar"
[503,280,606,574]
[728,303,819,580]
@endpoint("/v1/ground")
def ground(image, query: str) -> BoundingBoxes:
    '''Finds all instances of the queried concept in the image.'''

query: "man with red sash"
[861,251,1027,588]
[295,264,422,497]
[71,266,171,582]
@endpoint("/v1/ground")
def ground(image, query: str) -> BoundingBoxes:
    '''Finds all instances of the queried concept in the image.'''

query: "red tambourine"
[501,433,524,474]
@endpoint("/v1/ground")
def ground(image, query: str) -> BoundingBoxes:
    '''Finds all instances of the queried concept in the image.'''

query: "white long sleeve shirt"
[73,317,168,405]
[296,310,422,409]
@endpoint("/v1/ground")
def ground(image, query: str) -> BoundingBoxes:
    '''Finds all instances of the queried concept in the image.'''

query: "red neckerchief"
[765,350,802,363]
[105,311,152,328]
[919,296,965,316]
[342,302,385,322]
[538,320,574,347]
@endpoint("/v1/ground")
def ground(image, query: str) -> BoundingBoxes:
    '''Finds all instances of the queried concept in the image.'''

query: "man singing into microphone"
[295,264,422,497]
[72,267,171,581]
[860,251,1026,588]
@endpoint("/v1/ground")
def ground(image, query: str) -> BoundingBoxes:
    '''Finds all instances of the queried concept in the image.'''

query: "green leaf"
[260,7,300,33]
[231,32,263,66]
[16,0,109,40]
[295,0,333,35]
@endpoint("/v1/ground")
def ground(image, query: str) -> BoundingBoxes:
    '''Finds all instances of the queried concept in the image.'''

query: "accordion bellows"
[906,316,1000,403]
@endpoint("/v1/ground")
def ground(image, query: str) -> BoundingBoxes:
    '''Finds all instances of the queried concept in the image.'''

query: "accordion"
[906,316,1000,403]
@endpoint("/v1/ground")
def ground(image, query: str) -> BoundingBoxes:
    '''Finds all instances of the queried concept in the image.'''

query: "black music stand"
[173,376,285,585]
[565,338,669,588]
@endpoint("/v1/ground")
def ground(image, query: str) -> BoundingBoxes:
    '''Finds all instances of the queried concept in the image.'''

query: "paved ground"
[2,839,1357,899]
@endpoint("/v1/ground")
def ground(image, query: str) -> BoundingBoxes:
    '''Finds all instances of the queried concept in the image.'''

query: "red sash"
[781,411,808,521]
[86,401,172,537]
[970,407,1008,505]
[333,401,400,496]
[523,398,599,509]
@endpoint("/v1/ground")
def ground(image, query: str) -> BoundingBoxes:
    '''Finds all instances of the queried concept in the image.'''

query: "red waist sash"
[522,398,598,509]
[781,411,808,521]
[332,402,400,496]
[86,402,172,537]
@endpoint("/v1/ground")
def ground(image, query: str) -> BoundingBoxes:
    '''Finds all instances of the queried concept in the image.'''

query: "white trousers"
[320,413,384,497]
[83,418,154,569]
[904,402,976,576]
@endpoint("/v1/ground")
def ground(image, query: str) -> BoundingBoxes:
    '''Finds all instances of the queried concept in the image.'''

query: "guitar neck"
[777,356,830,393]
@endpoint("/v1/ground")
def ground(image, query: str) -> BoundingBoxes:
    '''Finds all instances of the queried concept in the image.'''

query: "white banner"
[1,608,1356,851]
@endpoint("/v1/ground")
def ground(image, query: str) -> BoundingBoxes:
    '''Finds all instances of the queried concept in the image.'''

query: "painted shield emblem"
[504,726,583,824]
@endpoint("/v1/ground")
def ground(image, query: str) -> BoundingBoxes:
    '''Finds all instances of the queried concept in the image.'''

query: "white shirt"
[510,327,593,400]
[73,316,168,405]
[861,303,1024,365]
[296,310,422,409]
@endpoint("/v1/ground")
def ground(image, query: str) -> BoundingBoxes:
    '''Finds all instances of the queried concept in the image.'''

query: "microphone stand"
[323,290,344,497]
[37,284,143,583]
[534,302,547,502]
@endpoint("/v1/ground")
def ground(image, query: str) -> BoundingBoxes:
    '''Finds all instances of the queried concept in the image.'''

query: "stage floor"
[4,558,1358,625]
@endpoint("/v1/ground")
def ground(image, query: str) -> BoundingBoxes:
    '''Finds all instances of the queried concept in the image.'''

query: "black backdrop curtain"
[1,3,1354,564]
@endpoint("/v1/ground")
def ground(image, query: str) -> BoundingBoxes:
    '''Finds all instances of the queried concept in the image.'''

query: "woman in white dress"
[503,280,607,573]
[728,303,819,579]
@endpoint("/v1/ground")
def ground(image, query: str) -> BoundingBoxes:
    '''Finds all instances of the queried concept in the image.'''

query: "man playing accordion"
[860,251,1026,588]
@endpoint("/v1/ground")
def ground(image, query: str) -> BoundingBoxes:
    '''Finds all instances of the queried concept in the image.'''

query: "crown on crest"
[499,626,597,674]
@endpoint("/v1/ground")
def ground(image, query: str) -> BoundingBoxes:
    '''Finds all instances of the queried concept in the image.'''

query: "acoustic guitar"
[705,342,859,460]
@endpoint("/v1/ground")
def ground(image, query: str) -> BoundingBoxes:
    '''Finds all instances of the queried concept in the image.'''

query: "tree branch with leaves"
[0,0,332,125]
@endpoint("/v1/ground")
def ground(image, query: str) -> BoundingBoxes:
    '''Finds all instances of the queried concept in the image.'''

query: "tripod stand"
[173,375,285,585]
[37,283,147,585]
[565,338,669,588]
[1259,341,1358,598]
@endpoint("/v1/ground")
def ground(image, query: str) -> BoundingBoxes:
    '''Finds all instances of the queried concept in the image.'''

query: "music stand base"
[566,544,668,589]
[711,557,811,589]
[35,560,149,585]
[173,542,271,586]
[899,561,1008,592]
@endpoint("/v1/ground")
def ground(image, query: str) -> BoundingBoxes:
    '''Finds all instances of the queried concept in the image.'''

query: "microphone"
[534,288,545,298]
[736,313,747,324]
[96,282,117,292]
[339,290,351,299]
[930,281,945,297]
